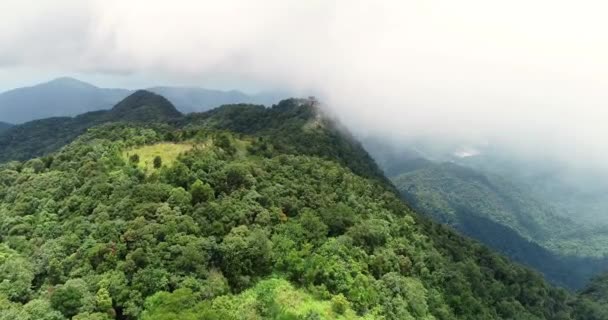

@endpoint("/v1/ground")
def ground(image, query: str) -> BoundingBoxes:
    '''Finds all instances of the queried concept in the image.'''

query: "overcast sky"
[1,0,607,168]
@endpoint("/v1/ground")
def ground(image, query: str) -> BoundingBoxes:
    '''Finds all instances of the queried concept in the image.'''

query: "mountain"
[148,86,282,114]
[390,160,608,288]
[456,152,608,225]
[0,95,604,319]
[0,77,131,124]
[394,161,572,242]
[0,90,182,162]
[0,78,284,124]
[110,90,182,122]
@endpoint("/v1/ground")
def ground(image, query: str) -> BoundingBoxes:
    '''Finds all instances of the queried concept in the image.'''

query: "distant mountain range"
[0,77,284,124]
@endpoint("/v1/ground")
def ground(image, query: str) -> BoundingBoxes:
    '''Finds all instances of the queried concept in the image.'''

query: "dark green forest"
[0,92,607,319]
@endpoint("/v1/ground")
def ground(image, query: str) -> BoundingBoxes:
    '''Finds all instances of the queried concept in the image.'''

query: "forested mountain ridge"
[181,99,391,187]
[0,92,606,319]
[148,86,282,114]
[0,90,181,163]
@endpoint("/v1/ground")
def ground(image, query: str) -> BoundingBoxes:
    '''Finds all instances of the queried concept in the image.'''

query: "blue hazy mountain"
[0,78,284,123]
[0,77,130,124]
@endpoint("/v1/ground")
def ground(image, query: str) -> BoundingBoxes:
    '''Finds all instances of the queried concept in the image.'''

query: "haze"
[1,0,607,169]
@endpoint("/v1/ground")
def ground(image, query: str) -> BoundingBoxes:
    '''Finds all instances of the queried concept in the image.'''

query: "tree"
[163,162,191,188]
[331,294,349,315]
[219,226,273,289]
[168,187,192,213]
[24,158,45,173]
[190,179,214,204]
[96,288,113,312]
[224,164,252,191]
[215,133,236,155]
[22,299,65,320]
[298,210,328,244]
[320,203,355,236]
[129,154,140,164]
[0,247,34,302]
[50,285,83,318]
[153,156,162,169]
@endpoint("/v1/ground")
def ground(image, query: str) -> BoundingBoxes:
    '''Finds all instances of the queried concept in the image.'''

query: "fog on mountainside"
[2,1,608,319]
[360,133,608,290]
[3,1,608,171]
[3,0,608,202]
[148,86,284,114]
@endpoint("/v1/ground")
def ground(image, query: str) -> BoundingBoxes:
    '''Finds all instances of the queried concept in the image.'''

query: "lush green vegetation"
[574,273,608,317]
[140,278,370,320]
[123,143,194,172]
[180,99,391,188]
[581,273,608,305]
[391,161,608,288]
[0,92,606,319]
[0,90,182,163]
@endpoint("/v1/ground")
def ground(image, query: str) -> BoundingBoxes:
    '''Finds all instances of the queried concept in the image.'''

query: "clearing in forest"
[123,142,194,171]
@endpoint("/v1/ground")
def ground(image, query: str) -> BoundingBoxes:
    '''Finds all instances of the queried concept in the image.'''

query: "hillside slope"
[0,96,605,319]
[457,152,608,226]
[0,90,181,162]
[392,161,608,288]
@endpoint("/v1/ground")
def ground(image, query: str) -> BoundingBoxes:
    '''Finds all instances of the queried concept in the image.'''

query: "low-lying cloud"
[1,0,608,169]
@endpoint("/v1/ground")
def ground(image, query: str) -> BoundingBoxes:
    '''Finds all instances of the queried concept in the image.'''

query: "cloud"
[1,0,608,168]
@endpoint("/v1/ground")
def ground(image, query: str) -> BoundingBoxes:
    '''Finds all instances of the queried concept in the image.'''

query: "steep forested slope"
[0,94,605,319]
[581,273,608,304]
[576,273,608,317]
[456,152,608,225]
[391,161,608,288]
[181,99,390,187]
[394,162,571,240]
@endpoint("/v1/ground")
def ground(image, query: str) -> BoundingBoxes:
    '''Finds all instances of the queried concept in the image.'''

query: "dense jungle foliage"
[0,92,606,319]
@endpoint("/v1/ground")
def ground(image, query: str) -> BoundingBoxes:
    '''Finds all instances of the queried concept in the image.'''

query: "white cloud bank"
[1,0,608,168]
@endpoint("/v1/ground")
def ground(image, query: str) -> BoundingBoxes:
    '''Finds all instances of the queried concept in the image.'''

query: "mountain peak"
[45,77,97,89]
[110,90,182,121]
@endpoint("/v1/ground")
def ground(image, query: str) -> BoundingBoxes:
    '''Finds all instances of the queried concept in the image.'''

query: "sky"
[1,0,608,169]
